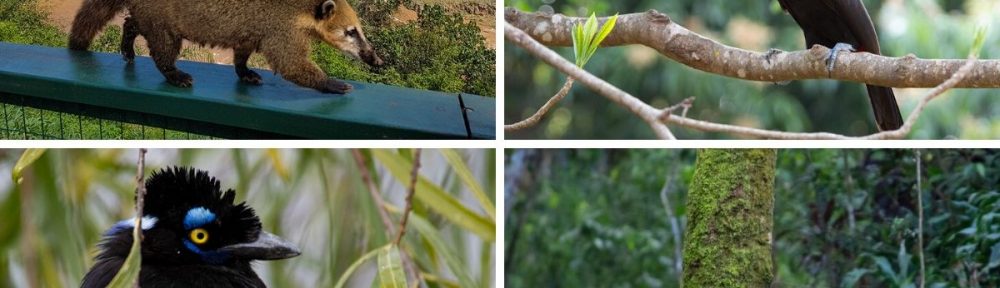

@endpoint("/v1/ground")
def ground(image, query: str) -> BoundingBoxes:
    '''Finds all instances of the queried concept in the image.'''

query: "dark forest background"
[505,149,1000,287]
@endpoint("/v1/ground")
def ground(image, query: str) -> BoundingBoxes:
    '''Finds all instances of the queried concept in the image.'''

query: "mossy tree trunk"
[683,149,777,287]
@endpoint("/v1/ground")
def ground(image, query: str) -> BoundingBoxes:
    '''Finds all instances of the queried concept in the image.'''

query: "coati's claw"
[239,70,263,85]
[165,71,194,88]
[321,79,353,94]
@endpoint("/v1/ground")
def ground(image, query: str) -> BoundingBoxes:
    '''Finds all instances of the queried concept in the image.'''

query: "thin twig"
[658,160,683,288]
[505,78,575,131]
[916,149,925,288]
[394,149,421,245]
[134,148,147,239]
[351,149,397,239]
[351,149,421,287]
[132,148,147,288]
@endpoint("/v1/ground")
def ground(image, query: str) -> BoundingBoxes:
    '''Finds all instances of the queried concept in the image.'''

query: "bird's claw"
[764,48,782,64]
[826,42,855,76]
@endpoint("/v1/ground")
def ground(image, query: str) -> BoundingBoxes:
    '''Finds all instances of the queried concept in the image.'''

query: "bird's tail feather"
[865,85,903,131]
[68,0,128,50]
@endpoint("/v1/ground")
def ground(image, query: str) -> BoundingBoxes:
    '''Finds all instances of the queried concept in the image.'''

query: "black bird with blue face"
[82,167,300,288]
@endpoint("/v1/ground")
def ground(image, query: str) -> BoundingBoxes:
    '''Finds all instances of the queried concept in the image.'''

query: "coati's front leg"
[120,16,139,63]
[146,31,192,87]
[234,48,262,85]
[260,38,352,94]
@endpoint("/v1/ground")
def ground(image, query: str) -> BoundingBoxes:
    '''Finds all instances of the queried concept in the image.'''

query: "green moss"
[684,149,777,287]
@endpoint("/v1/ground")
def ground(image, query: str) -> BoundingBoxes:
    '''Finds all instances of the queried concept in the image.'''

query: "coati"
[69,0,383,94]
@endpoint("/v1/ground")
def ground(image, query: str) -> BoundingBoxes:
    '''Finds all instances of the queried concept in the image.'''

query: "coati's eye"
[190,228,209,244]
[346,27,359,36]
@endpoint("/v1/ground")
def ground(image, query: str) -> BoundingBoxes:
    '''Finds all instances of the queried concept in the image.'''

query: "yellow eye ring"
[189,228,209,244]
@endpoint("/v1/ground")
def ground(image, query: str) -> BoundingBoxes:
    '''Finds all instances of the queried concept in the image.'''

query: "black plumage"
[779,0,904,131]
[82,167,300,288]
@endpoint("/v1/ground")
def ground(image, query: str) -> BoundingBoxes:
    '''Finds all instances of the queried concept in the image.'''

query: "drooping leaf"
[406,211,477,288]
[334,244,387,288]
[440,149,494,220]
[370,150,495,241]
[12,148,46,184]
[377,245,407,288]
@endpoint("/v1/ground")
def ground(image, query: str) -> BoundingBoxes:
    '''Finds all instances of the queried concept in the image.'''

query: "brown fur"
[69,0,383,94]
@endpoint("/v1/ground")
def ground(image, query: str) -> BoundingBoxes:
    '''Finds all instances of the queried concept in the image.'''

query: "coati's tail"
[865,84,904,131]
[68,0,128,50]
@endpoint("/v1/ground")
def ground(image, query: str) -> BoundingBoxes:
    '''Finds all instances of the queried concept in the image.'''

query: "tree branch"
[506,8,1000,88]
[505,21,977,139]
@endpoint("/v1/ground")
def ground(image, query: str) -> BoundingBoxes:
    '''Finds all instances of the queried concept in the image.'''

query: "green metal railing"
[0,42,495,139]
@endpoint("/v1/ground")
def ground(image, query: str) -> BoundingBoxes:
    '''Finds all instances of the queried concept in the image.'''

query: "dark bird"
[82,167,300,288]
[778,0,904,131]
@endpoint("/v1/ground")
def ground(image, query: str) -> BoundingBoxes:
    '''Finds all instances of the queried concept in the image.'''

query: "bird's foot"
[826,42,855,76]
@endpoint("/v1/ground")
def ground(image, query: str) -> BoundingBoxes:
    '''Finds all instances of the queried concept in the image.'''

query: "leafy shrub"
[315,3,495,96]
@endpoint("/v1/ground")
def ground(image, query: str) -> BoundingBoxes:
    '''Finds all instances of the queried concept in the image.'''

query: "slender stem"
[132,148,147,288]
[658,160,683,288]
[395,149,421,245]
[505,78,575,131]
[351,149,396,239]
[134,148,147,240]
[916,150,925,288]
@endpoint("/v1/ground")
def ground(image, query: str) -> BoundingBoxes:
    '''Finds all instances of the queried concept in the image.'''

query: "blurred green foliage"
[505,149,1000,287]
[0,149,495,287]
[505,0,1000,139]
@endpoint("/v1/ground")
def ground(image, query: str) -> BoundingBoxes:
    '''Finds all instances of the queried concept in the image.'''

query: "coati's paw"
[165,71,194,88]
[239,70,263,85]
[121,51,136,64]
[320,79,353,94]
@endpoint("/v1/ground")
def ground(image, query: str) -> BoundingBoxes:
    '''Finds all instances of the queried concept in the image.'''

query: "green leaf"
[12,148,45,184]
[440,149,494,220]
[370,150,495,241]
[406,212,477,288]
[873,256,896,280]
[335,244,387,288]
[970,25,988,57]
[106,218,142,288]
[377,245,407,288]
[572,24,584,67]
[840,268,870,288]
[587,14,618,61]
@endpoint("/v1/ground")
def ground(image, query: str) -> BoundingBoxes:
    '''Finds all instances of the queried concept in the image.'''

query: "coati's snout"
[315,0,384,67]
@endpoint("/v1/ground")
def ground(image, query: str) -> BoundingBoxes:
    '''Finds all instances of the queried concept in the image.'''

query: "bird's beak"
[218,231,301,260]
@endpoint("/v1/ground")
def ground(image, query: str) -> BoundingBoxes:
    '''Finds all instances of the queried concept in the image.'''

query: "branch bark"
[506,8,1000,88]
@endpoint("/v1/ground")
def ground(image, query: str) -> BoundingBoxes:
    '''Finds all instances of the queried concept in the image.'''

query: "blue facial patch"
[183,239,231,264]
[105,216,158,236]
[183,207,216,230]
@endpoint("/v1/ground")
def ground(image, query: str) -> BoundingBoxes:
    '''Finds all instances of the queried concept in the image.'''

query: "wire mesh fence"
[0,94,283,139]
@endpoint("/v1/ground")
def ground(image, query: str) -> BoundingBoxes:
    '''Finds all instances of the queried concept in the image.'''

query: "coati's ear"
[314,0,336,20]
